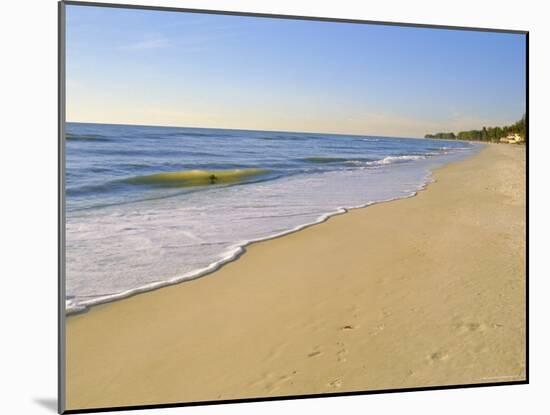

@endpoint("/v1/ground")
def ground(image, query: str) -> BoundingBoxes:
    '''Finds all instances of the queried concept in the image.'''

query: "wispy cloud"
[124,34,171,50]
[121,25,240,53]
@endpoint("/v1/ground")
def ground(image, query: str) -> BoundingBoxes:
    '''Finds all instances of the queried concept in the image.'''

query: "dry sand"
[66,143,526,410]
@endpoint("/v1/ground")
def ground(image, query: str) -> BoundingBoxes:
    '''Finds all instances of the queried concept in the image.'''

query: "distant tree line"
[425,114,526,143]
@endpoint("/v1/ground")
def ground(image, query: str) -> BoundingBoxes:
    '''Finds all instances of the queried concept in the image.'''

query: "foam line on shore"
[66,178,435,315]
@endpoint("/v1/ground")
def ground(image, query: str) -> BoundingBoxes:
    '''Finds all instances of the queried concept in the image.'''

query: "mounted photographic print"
[59,1,528,413]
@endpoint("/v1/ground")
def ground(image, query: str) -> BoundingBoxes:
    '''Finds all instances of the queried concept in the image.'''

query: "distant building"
[500,133,524,144]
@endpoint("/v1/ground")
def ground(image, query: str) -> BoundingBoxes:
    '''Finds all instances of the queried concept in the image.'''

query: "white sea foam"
[367,155,426,165]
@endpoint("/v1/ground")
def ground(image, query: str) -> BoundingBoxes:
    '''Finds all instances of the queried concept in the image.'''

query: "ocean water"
[65,122,481,313]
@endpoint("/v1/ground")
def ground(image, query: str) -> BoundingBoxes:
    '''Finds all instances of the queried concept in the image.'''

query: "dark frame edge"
[62,380,528,414]
[58,1,67,414]
[525,31,529,385]
[62,0,528,35]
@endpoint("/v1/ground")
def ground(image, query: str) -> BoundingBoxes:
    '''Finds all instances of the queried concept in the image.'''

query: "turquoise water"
[65,122,480,313]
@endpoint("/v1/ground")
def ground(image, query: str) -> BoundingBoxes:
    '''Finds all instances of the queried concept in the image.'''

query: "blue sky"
[66,5,526,137]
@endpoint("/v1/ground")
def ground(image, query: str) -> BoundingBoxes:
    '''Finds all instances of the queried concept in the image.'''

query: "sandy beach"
[65,143,526,410]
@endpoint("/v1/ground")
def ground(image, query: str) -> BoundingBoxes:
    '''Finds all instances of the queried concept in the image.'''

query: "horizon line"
[65,120,431,140]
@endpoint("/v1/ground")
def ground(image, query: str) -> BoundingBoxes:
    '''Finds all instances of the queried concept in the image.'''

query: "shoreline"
[66,143,525,410]
[66,196,411,315]
[66,147,480,315]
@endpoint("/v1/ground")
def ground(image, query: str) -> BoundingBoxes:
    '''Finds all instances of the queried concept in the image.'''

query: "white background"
[0,0,546,413]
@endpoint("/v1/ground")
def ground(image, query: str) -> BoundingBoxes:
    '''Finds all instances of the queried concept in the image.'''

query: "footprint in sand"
[453,321,489,333]
[336,342,348,363]
[368,324,385,336]
[328,378,343,388]
[340,324,359,331]
[466,322,486,331]
[252,370,298,392]
[429,351,449,362]
[307,345,323,358]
